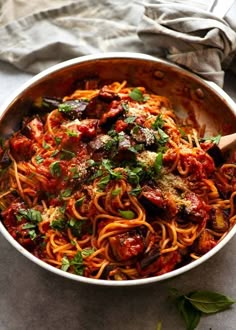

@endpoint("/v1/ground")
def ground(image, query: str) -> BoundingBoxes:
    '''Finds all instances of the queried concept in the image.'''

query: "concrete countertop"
[0,60,236,330]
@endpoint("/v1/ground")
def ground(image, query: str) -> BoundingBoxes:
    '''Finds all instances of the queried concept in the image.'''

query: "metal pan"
[0,53,235,286]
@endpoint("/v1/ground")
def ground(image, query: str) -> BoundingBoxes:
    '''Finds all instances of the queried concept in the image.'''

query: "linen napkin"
[138,0,236,86]
[0,0,236,87]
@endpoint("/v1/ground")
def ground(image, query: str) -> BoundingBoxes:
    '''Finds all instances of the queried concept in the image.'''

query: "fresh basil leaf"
[202,134,221,145]
[54,136,62,145]
[158,128,169,144]
[185,291,235,314]
[18,209,42,223]
[124,116,136,124]
[152,114,164,130]
[66,129,78,137]
[42,140,50,149]
[156,321,162,330]
[112,188,122,196]
[51,218,66,231]
[49,161,61,177]
[22,223,36,229]
[28,229,37,240]
[176,296,201,330]
[58,103,73,113]
[60,149,76,160]
[35,155,44,164]
[70,166,80,179]
[129,186,142,196]
[61,189,72,198]
[121,101,129,112]
[118,209,135,219]
[71,251,84,275]
[61,256,70,272]
[81,247,96,257]
[75,196,85,207]
[68,218,85,238]
[154,152,163,175]
[98,175,110,190]
[129,88,146,102]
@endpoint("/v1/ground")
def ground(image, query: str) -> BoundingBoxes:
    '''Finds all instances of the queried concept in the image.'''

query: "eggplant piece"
[0,149,11,168]
[98,86,120,103]
[42,96,62,109]
[58,100,89,120]
[131,126,156,146]
[139,248,160,269]
[193,230,217,254]
[210,208,229,233]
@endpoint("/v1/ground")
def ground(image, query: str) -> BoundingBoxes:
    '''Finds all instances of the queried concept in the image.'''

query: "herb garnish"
[49,161,62,177]
[17,209,42,223]
[35,155,44,164]
[154,152,163,175]
[201,134,221,145]
[129,88,148,102]
[170,288,235,330]
[118,209,135,219]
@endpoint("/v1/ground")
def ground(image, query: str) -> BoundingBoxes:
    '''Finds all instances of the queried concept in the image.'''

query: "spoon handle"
[218,133,236,151]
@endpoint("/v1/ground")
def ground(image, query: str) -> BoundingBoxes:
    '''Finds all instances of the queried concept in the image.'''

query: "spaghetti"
[0,81,235,280]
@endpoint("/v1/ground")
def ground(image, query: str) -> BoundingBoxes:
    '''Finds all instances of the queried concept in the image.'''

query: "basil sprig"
[170,288,235,330]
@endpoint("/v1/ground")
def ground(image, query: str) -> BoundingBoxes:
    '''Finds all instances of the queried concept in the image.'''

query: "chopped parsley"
[129,88,148,102]
[35,155,44,164]
[118,209,135,219]
[201,134,221,145]
[17,209,42,223]
[154,152,163,175]
[49,161,62,177]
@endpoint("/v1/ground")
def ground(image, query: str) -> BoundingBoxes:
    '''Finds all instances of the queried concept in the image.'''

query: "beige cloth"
[0,0,236,87]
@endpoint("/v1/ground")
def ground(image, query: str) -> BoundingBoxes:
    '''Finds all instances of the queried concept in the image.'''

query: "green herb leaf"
[60,189,72,198]
[152,114,164,130]
[68,218,85,238]
[129,88,146,102]
[61,256,70,272]
[176,296,201,330]
[18,209,42,223]
[129,186,142,196]
[75,196,85,208]
[42,140,50,149]
[66,129,78,137]
[35,155,44,164]
[118,209,135,219]
[121,101,129,112]
[154,152,163,175]
[58,103,73,113]
[81,247,96,258]
[54,137,62,145]
[60,149,76,160]
[185,291,235,314]
[112,188,121,196]
[28,229,37,240]
[98,175,110,190]
[22,223,36,229]
[202,134,221,145]
[156,321,162,330]
[158,128,169,145]
[124,116,136,124]
[51,218,66,231]
[49,161,62,177]
[70,166,80,179]
[70,251,84,276]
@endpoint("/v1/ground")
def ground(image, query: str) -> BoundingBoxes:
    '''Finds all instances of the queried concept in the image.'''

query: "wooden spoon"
[218,133,236,152]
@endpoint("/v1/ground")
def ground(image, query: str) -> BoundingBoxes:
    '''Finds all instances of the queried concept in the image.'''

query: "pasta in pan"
[0,81,235,280]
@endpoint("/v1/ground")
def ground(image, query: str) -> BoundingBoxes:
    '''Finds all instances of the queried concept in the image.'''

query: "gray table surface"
[0,60,236,330]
